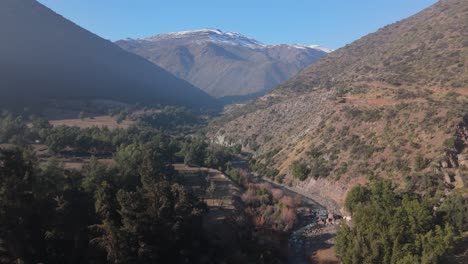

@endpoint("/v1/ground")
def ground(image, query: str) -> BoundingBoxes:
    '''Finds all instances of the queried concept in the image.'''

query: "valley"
[155,155,342,264]
[0,0,467,263]
[0,109,344,263]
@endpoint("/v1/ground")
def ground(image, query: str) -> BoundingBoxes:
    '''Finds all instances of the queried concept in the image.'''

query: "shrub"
[271,188,284,200]
[276,174,285,184]
[309,158,331,179]
[443,137,456,149]
[414,152,430,171]
[450,81,464,88]
[226,167,240,184]
[306,144,322,158]
[393,158,411,173]
[344,185,370,213]
[351,143,375,159]
[361,109,383,122]
[290,160,310,181]
[181,140,207,166]
[439,193,468,232]
[336,162,348,177]
[395,89,417,99]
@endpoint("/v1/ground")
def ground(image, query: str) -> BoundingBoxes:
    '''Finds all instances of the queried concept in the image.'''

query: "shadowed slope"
[0,0,216,110]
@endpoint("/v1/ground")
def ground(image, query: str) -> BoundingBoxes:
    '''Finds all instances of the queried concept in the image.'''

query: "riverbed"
[232,156,341,263]
[265,180,337,264]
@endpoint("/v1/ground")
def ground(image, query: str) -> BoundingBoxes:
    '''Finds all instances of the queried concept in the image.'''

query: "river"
[266,179,334,264]
[231,157,339,263]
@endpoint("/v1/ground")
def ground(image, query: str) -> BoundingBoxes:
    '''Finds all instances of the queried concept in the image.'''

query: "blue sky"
[38,0,437,49]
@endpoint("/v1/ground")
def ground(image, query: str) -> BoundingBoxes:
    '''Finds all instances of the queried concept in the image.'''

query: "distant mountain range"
[116,29,330,98]
[0,0,215,111]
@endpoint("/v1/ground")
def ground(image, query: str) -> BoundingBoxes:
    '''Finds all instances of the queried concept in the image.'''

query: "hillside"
[0,0,215,111]
[277,0,466,93]
[210,0,468,205]
[116,29,329,98]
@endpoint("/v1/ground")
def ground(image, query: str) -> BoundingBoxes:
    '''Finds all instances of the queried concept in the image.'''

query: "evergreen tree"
[336,179,460,264]
[182,140,207,166]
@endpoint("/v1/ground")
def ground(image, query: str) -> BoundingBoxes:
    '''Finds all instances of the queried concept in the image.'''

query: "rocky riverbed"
[231,157,342,263]
[262,179,341,264]
[287,198,341,263]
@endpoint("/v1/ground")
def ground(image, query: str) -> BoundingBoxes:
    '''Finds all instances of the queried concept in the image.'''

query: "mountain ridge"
[210,0,467,205]
[116,29,330,97]
[0,0,215,111]
[124,29,333,53]
[274,0,466,95]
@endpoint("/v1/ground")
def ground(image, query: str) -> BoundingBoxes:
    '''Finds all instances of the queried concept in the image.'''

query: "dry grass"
[310,246,340,264]
[62,158,114,170]
[174,164,241,210]
[174,164,245,241]
[49,115,133,129]
[0,143,16,149]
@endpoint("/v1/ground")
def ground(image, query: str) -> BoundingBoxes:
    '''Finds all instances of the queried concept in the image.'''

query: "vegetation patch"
[290,160,310,181]
[337,179,465,264]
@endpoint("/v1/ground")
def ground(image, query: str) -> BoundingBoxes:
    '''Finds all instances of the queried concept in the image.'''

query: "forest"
[336,180,467,264]
[0,112,294,264]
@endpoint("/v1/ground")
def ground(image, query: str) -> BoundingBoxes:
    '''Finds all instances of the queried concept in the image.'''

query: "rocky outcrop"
[458,154,468,168]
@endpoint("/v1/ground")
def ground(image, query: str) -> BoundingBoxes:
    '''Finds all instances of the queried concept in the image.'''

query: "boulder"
[441,160,450,168]
[458,154,467,167]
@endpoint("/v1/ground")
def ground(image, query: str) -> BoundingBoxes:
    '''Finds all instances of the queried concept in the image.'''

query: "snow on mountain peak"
[140,29,265,49]
[126,29,332,52]
[267,44,334,53]
[307,45,334,53]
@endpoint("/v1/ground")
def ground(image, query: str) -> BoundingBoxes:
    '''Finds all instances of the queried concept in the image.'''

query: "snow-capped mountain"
[116,29,330,98]
[142,29,266,49]
[136,29,333,52]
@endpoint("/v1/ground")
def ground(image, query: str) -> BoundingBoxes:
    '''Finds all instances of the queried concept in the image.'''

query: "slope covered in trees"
[0,144,207,263]
[336,180,466,264]
[0,115,291,263]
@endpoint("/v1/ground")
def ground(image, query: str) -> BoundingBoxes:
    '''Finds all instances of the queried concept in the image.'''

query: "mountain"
[0,0,215,111]
[210,0,467,204]
[116,29,330,98]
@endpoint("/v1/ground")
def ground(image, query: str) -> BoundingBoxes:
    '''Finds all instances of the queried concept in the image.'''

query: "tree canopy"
[336,180,463,264]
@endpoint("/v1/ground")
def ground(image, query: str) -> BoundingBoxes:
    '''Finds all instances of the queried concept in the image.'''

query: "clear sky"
[38,0,437,49]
